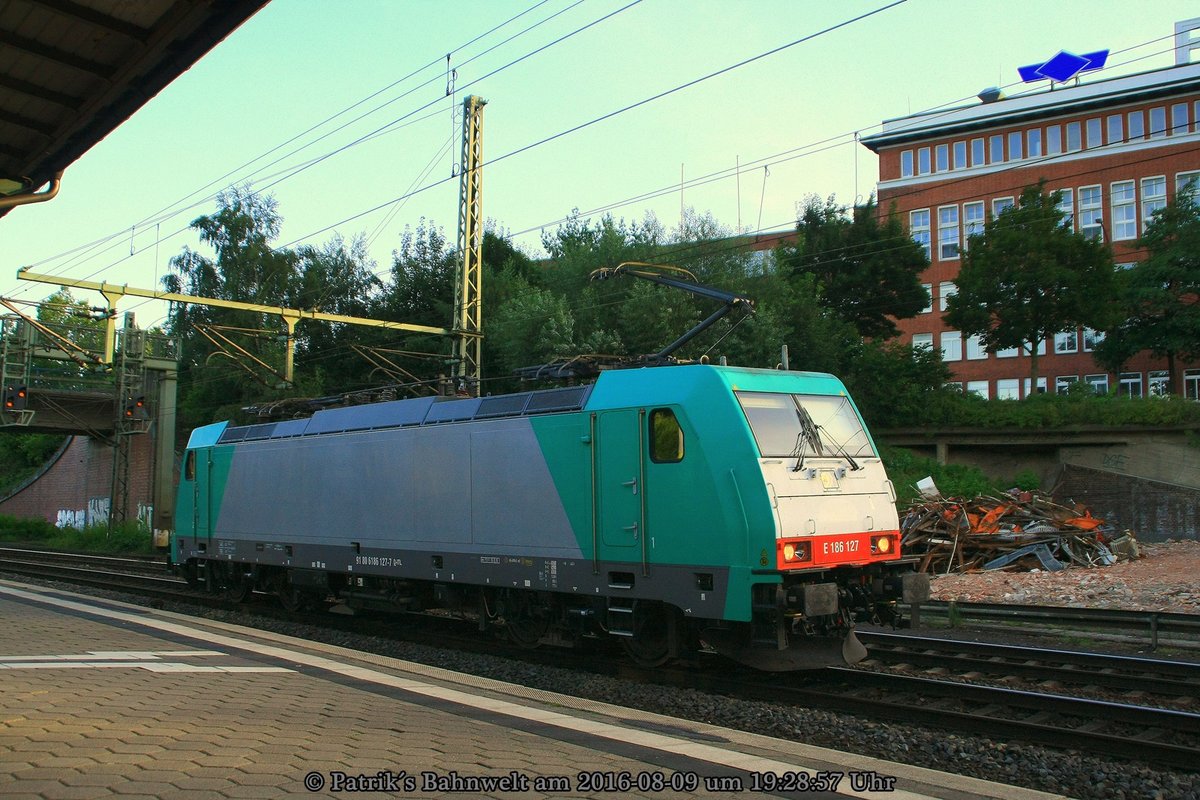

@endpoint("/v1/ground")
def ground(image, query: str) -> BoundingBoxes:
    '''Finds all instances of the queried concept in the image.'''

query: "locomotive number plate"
[813,532,873,565]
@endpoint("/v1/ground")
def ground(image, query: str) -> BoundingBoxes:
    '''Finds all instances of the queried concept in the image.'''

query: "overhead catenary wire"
[17,0,588,281]
[23,17,1195,361]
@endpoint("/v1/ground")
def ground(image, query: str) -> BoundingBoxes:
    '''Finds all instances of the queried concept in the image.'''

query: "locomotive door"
[597,410,643,550]
[193,448,213,541]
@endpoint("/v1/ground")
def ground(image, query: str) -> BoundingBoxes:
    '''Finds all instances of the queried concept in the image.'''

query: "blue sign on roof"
[1018,49,1109,84]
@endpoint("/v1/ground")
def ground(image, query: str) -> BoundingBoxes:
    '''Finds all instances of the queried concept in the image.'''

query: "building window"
[1111,180,1136,241]
[1148,370,1170,396]
[1054,331,1078,354]
[1119,372,1143,398]
[1128,111,1145,140]
[1085,374,1109,394]
[941,331,962,361]
[993,196,1014,217]
[1024,339,1047,357]
[938,206,960,260]
[1066,121,1082,151]
[953,140,967,170]
[1184,369,1200,400]
[911,333,933,352]
[1055,375,1078,394]
[971,138,985,166]
[1027,128,1042,158]
[1079,185,1103,240]
[966,381,989,399]
[1083,328,1104,352]
[936,143,949,172]
[920,283,932,314]
[918,147,931,175]
[989,134,1004,163]
[938,280,957,311]
[900,150,914,178]
[1086,118,1102,148]
[1046,124,1062,155]
[1008,131,1023,160]
[910,209,930,261]
[1171,103,1188,134]
[966,334,987,360]
[1149,107,1166,138]
[1056,188,1077,229]
[1177,171,1200,204]
[963,201,984,248]
[1107,114,1124,144]
[1142,176,1166,228]
[996,345,1018,358]
[1024,377,1048,396]
[996,379,1020,399]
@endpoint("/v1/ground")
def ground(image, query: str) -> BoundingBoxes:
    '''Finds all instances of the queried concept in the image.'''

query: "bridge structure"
[0,305,177,533]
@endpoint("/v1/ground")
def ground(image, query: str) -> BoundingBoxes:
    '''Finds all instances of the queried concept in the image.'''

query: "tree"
[163,187,302,425]
[945,183,1118,390]
[1095,196,1200,395]
[777,195,929,339]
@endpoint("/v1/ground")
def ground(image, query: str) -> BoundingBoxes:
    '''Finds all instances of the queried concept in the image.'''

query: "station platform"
[0,579,1071,800]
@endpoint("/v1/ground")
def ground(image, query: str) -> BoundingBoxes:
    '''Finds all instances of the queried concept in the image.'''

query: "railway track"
[908,599,1200,651]
[857,629,1200,703]
[3,548,1198,770]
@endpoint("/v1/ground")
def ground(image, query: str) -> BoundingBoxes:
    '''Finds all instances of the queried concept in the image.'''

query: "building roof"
[861,61,1200,151]
[0,0,269,217]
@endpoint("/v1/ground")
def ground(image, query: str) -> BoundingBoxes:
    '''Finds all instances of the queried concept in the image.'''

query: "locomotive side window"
[184,451,195,481]
[649,408,684,463]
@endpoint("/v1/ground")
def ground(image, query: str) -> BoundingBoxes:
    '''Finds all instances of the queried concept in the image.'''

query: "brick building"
[861,38,1200,400]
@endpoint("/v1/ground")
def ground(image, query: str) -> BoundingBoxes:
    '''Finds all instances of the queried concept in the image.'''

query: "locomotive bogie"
[170,366,928,669]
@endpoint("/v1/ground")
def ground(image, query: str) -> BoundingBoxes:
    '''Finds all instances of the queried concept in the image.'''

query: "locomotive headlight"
[872,535,892,554]
[783,543,796,561]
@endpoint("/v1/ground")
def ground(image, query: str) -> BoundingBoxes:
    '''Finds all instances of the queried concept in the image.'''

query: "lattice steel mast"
[453,95,486,396]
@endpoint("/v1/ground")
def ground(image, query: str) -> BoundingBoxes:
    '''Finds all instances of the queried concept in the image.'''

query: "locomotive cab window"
[184,451,195,481]
[736,391,875,460]
[649,408,684,463]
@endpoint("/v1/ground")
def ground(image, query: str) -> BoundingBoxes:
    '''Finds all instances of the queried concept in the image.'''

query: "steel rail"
[857,630,1200,697]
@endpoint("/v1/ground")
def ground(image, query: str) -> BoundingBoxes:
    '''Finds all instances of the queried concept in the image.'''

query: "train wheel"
[224,564,252,603]
[181,561,200,589]
[622,601,674,668]
[503,590,548,648]
[273,573,308,612]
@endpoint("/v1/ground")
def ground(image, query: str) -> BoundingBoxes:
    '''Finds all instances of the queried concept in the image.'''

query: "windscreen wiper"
[791,404,823,472]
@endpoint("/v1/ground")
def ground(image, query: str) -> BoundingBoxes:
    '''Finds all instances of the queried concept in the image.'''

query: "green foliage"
[777,195,929,339]
[1095,196,1200,394]
[947,183,1119,387]
[0,516,154,554]
[841,340,956,429]
[903,390,1200,429]
[0,434,66,495]
[879,446,1000,505]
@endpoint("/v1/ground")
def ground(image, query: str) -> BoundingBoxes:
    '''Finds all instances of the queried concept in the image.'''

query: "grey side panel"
[215,417,582,558]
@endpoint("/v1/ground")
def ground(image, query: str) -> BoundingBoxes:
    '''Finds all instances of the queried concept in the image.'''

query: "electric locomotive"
[171,364,928,670]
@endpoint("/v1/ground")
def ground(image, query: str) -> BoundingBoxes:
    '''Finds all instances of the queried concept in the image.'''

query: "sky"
[2,0,1198,328]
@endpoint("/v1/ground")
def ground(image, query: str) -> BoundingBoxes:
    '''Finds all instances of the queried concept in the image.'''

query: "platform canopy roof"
[0,0,269,218]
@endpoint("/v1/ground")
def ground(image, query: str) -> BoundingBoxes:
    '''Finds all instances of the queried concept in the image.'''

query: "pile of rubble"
[899,480,1139,574]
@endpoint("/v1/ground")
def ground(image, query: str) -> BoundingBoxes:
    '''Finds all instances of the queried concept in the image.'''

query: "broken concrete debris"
[899,479,1139,574]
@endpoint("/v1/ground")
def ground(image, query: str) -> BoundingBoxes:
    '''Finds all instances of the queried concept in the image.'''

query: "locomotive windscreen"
[736,392,875,459]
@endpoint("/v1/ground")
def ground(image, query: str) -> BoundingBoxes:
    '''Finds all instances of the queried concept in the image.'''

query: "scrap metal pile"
[899,482,1138,574]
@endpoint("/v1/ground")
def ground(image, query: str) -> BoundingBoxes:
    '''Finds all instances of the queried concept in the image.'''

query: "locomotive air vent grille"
[475,393,532,418]
[525,385,590,412]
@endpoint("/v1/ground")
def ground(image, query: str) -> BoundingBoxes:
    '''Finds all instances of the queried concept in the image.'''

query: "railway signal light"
[3,385,27,411]
[124,395,149,420]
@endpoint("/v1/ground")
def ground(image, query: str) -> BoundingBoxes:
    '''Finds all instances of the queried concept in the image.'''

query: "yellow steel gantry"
[453,95,486,396]
[17,268,458,386]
